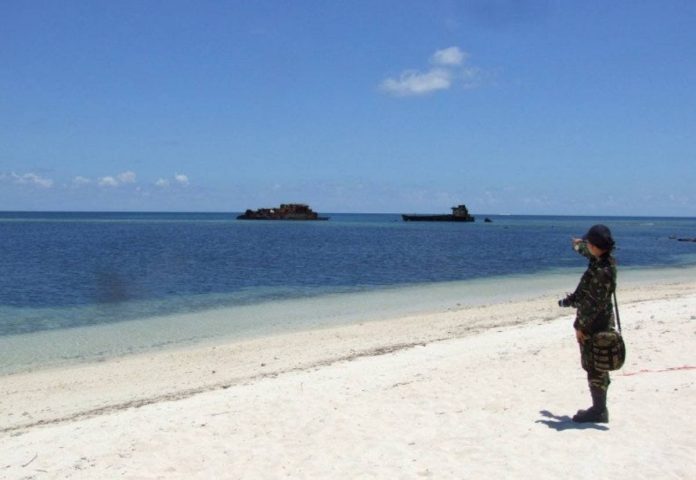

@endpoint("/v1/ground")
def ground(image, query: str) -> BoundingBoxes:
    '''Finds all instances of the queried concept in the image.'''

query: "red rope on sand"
[619,365,696,376]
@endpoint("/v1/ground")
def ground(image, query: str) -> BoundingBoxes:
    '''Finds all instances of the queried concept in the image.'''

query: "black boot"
[572,387,609,423]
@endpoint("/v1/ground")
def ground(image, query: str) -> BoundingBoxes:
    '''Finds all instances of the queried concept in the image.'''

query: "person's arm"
[575,329,588,344]
[561,240,594,309]
[572,238,593,259]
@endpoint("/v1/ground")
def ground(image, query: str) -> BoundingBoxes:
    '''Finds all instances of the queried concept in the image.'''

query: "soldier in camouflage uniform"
[559,224,616,423]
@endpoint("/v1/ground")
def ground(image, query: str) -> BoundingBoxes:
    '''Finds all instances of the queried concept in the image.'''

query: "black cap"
[583,224,615,251]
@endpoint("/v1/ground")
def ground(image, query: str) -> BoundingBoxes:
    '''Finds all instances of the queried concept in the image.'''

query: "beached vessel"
[237,203,329,221]
[402,204,475,222]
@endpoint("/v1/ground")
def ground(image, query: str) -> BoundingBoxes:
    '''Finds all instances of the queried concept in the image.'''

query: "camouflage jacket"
[568,242,617,335]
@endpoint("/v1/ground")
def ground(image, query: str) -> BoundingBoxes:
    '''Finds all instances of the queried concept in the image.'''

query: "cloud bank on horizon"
[1,170,190,191]
[0,173,54,189]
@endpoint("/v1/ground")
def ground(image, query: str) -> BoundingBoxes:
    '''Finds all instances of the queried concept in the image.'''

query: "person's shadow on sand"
[536,410,609,431]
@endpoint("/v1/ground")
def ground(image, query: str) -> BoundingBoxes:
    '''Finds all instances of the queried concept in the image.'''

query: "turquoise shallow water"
[1,264,694,376]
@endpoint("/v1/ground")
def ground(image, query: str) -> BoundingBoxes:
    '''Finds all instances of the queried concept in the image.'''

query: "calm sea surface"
[1,212,695,339]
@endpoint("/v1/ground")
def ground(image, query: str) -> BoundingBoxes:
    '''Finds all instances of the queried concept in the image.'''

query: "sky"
[1,1,695,215]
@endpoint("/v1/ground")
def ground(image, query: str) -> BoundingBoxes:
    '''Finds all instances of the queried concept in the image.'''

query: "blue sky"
[1,1,695,215]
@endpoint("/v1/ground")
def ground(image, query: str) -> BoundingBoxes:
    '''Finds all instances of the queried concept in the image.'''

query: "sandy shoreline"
[2,278,696,478]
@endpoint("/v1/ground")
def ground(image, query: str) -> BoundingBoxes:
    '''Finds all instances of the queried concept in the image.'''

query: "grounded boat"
[402,204,475,222]
[237,203,329,221]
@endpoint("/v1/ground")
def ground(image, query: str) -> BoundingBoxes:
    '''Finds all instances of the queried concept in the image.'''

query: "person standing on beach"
[559,224,617,423]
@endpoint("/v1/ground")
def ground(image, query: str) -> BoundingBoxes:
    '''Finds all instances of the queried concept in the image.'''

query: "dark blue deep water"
[1,212,695,336]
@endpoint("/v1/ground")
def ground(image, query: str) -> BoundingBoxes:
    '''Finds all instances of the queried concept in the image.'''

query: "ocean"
[1,212,695,374]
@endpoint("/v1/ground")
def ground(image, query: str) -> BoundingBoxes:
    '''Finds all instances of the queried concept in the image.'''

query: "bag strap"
[613,291,622,334]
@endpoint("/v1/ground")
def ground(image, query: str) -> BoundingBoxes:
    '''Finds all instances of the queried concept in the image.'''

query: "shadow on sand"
[536,410,609,432]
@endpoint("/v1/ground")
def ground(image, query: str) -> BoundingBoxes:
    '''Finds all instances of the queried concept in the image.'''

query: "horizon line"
[1,210,695,219]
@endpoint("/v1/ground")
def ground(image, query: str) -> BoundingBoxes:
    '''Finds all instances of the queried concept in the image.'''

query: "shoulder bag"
[591,291,627,372]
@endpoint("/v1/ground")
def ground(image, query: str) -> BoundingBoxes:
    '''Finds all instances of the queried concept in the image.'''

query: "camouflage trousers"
[580,341,611,391]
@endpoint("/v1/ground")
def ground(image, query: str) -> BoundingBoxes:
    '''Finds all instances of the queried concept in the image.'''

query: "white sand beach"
[2,276,695,479]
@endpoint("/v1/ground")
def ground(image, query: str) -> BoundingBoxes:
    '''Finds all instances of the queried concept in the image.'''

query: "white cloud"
[156,174,189,188]
[97,171,136,187]
[98,176,119,187]
[381,69,452,96]
[11,172,53,188]
[381,46,482,97]
[73,176,91,186]
[117,171,136,184]
[431,46,467,66]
